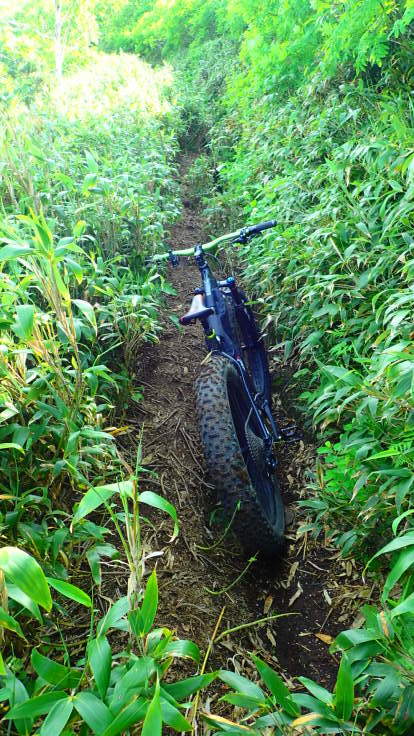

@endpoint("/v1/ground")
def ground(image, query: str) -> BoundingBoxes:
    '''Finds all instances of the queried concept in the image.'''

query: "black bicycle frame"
[194,244,278,462]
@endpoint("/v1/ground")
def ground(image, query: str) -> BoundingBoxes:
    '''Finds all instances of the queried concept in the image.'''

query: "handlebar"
[235,220,277,242]
[150,219,277,263]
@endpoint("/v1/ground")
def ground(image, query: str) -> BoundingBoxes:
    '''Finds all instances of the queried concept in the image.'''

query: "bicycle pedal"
[280,424,302,443]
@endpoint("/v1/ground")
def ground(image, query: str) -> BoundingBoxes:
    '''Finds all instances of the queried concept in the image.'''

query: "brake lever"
[233,228,259,245]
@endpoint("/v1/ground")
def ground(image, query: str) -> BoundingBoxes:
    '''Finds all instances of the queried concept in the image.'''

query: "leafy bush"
[0,38,184,717]
[203,82,414,559]
[206,525,414,735]
[1,54,180,257]
[0,516,211,735]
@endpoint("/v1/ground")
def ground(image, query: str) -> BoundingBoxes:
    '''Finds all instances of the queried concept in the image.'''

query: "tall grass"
[0,52,191,731]
[203,84,414,561]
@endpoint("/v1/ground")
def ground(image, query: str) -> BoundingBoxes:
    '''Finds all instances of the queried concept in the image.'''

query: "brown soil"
[120,155,365,705]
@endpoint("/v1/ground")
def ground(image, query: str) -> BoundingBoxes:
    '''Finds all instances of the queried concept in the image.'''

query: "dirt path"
[123,157,356,699]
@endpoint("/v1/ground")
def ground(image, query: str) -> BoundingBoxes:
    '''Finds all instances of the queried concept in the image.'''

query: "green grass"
[0,46,208,736]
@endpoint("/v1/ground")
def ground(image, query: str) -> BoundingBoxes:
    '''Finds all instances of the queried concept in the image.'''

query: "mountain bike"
[152,221,298,557]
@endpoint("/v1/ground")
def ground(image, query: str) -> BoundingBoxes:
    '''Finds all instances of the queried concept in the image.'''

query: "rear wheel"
[195,354,285,557]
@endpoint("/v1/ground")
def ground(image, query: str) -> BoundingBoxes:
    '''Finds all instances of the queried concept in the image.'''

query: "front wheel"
[195,354,285,557]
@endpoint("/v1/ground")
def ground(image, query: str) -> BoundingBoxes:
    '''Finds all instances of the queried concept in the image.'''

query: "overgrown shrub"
[0,46,182,710]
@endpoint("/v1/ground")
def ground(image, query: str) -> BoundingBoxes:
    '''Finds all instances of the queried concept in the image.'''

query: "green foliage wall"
[100,0,414,93]
[2,1,414,731]
[0,47,180,647]
[207,84,414,558]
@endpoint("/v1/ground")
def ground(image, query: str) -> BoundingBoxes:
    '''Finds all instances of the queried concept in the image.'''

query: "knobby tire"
[195,354,285,557]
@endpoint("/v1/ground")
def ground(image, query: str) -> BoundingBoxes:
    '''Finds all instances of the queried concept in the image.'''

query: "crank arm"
[260,399,302,443]
[261,399,283,441]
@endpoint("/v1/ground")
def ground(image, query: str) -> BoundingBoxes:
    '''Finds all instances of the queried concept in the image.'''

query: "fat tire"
[195,354,285,557]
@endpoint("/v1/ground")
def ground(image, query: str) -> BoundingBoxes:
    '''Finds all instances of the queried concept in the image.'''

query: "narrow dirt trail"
[125,157,357,697]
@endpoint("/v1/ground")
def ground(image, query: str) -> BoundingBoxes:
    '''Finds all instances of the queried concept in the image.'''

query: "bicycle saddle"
[180,293,214,325]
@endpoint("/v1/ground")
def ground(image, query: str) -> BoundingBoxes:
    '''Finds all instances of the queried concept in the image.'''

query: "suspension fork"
[218,278,286,442]
[222,353,277,468]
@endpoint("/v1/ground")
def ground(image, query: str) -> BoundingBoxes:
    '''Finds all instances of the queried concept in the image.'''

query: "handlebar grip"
[246,219,277,236]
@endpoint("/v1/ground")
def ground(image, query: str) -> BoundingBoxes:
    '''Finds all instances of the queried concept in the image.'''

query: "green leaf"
[0,606,26,639]
[218,670,264,700]
[73,691,112,733]
[97,596,130,637]
[87,636,112,698]
[82,172,98,193]
[7,583,42,622]
[73,481,134,523]
[222,692,264,709]
[255,711,284,729]
[52,261,70,299]
[12,305,35,341]
[7,692,68,719]
[139,491,179,540]
[110,658,155,714]
[46,577,91,608]
[101,697,147,736]
[0,243,33,260]
[73,220,86,237]
[162,639,200,663]
[0,443,24,453]
[86,546,102,586]
[369,533,414,562]
[392,510,414,535]
[140,570,158,636]
[391,591,414,618]
[142,686,162,736]
[31,650,81,689]
[0,547,51,611]
[253,655,299,716]
[395,684,414,726]
[85,150,99,173]
[72,299,97,334]
[162,673,217,700]
[65,257,83,282]
[371,671,400,706]
[334,655,354,720]
[382,547,414,600]
[335,627,379,649]
[0,650,5,676]
[168,314,182,330]
[160,697,192,731]
[86,543,119,586]
[40,698,73,736]
[297,676,333,706]
[3,672,31,734]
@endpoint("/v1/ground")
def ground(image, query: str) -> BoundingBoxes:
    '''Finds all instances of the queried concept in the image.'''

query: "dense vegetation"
[2,0,414,734]
[0,8,200,733]
[102,0,414,732]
